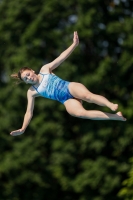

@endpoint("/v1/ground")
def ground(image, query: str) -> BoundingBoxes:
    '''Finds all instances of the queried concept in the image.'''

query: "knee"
[84,93,93,102]
[71,109,85,118]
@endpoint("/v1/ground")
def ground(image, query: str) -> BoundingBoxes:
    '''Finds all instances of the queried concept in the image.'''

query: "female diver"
[10,31,126,136]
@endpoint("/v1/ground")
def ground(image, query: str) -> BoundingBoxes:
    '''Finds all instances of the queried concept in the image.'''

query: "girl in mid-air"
[10,31,126,136]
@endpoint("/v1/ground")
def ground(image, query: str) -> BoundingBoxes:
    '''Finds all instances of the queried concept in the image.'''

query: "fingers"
[74,31,78,37]
[73,31,79,45]
[10,130,23,136]
[10,132,19,136]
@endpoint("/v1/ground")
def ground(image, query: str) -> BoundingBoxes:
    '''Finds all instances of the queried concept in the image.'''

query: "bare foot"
[116,111,126,121]
[111,103,118,111]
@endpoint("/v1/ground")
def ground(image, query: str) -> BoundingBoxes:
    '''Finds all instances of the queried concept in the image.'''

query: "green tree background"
[0,0,133,200]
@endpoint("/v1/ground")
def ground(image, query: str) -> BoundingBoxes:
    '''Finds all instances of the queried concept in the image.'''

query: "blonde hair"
[11,67,32,83]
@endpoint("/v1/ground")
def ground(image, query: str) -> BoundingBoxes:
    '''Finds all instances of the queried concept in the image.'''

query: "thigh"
[68,82,92,100]
[64,98,85,116]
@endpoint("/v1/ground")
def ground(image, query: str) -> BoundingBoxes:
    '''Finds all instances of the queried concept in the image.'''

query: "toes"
[114,104,118,111]
[116,111,126,121]
[117,111,122,116]
[111,103,118,111]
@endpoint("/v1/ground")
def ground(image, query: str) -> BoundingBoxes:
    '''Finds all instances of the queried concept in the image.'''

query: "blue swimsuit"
[32,73,74,104]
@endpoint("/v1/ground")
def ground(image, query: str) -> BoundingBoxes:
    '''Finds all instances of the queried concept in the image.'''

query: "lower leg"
[86,93,118,111]
[74,110,126,121]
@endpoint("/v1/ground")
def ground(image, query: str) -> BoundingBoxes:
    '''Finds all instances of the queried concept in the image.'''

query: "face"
[21,70,38,84]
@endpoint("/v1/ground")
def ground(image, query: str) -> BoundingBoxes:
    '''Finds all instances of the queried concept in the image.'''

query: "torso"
[29,71,74,104]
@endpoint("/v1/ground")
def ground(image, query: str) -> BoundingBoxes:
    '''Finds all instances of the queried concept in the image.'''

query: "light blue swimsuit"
[32,73,74,104]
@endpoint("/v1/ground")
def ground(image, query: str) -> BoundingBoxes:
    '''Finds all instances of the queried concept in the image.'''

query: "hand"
[10,129,24,136]
[73,31,79,46]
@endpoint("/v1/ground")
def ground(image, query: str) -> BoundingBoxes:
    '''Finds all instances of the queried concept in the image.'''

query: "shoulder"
[27,87,36,98]
[40,64,52,74]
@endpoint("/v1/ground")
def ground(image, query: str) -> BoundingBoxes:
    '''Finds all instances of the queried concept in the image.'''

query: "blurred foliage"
[0,0,133,199]
[118,157,133,200]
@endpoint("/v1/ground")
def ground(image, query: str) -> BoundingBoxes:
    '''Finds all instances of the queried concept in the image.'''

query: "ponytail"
[11,73,21,80]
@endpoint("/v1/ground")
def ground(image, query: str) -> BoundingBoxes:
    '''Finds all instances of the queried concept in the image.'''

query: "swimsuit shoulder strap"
[39,72,50,75]
[32,85,37,91]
